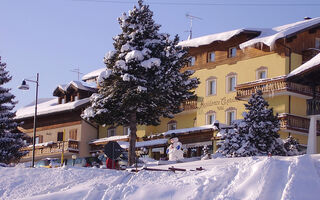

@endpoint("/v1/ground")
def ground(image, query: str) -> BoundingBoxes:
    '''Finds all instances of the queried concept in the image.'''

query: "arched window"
[206,110,216,125]
[226,72,237,93]
[225,107,237,125]
[256,66,268,80]
[206,76,217,96]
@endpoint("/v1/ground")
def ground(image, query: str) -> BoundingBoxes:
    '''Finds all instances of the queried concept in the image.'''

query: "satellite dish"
[103,141,123,160]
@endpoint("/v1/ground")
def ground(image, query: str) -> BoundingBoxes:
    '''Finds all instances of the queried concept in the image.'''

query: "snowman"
[166,133,184,161]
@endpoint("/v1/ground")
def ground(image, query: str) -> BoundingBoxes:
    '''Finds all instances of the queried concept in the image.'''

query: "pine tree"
[284,135,301,156]
[82,0,199,165]
[217,90,287,157]
[0,57,27,164]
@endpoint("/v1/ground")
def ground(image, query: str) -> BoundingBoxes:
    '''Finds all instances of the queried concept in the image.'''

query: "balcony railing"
[278,113,320,135]
[307,99,320,116]
[22,140,79,158]
[181,98,197,111]
[236,76,319,100]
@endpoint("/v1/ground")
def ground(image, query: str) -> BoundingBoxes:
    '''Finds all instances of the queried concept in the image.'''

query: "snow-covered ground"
[1,155,320,200]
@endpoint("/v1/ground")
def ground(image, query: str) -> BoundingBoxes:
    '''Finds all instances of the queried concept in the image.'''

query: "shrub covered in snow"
[284,136,302,156]
[217,90,287,157]
[0,57,28,164]
[82,0,199,165]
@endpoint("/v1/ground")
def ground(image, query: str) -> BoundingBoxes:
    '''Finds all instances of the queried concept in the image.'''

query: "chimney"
[304,17,312,20]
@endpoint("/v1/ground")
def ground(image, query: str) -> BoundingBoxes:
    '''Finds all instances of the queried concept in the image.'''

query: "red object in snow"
[106,158,116,169]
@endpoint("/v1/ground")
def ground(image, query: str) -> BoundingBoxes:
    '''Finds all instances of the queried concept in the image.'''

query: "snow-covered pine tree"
[217,90,286,157]
[0,57,27,164]
[82,0,199,165]
[283,135,301,156]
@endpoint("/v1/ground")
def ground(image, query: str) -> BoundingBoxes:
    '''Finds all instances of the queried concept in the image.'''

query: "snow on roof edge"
[287,53,320,78]
[82,68,105,82]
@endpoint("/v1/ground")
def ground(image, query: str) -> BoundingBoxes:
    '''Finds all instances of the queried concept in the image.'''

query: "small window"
[190,56,196,66]
[228,47,237,58]
[107,128,116,137]
[226,110,236,125]
[206,111,216,125]
[208,52,215,62]
[123,127,131,135]
[206,78,217,96]
[316,38,320,49]
[256,67,268,80]
[258,71,267,79]
[74,95,79,101]
[35,136,40,144]
[167,121,177,131]
[69,129,77,140]
[57,132,64,141]
[226,74,237,92]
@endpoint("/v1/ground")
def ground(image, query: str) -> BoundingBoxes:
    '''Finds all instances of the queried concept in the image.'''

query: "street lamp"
[18,73,39,168]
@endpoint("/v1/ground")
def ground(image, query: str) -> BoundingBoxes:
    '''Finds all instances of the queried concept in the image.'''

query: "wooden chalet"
[16,81,98,162]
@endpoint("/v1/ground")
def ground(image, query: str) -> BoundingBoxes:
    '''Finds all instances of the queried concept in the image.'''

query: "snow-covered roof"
[117,138,168,149]
[55,81,96,94]
[179,18,320,50]
[89,135,130,144]
[287,53,320,78]
[240,17,320,49]
[82,68,105,82]
[15,97,90,119]
[162,124,217,136]
[178,29,260,48]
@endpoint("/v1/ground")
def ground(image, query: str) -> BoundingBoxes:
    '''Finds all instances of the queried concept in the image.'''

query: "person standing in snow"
[166,133,184,161]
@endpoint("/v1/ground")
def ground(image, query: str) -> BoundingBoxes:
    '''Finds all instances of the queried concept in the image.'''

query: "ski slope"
[0,155,320,200]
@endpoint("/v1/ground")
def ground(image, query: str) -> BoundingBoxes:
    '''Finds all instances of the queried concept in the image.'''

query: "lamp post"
[18,73,39,168]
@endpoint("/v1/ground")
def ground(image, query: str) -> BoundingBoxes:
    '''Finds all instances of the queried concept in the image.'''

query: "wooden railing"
[236,76,318,99]
[278,113,320,135]
[181,98,197,111]
[307,99,320,116]
[22,141,79,158]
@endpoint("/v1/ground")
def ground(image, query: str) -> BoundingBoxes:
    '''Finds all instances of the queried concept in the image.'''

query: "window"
[35,136,40,144]
[228,47,237,58]
[226,109,236,125]
[167,120,177,131]
[316,38,320,49]
[57,132,64,141]
[208,52,215,62]
[123,127,131,135]
[206,77,217,96]
[256,67,268,80]
[226,73,237,92]
[107,128,116,137]
[69,129,77,140]
[189,56,196,66]
[206,111,216,125]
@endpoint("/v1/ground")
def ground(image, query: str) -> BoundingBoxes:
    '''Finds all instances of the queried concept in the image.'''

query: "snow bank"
[1,155,319,200]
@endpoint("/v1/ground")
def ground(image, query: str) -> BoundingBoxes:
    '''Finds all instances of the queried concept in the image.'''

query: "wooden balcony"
[22,140,79,159]
[181,98,197,111]
[307,99,320,116]
[236,76,319,100]
[278,113,320,135]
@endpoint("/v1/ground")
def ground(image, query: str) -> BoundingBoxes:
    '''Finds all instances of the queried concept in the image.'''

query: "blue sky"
[0,0,319,110]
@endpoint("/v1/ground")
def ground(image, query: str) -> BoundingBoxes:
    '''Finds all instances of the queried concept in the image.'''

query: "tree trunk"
[128,112,137,166]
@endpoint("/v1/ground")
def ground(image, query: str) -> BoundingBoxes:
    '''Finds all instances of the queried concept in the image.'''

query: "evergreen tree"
[82,0,199,165]
[217,90,286,157]
[284,135,301,156]
[0,57,27,164]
